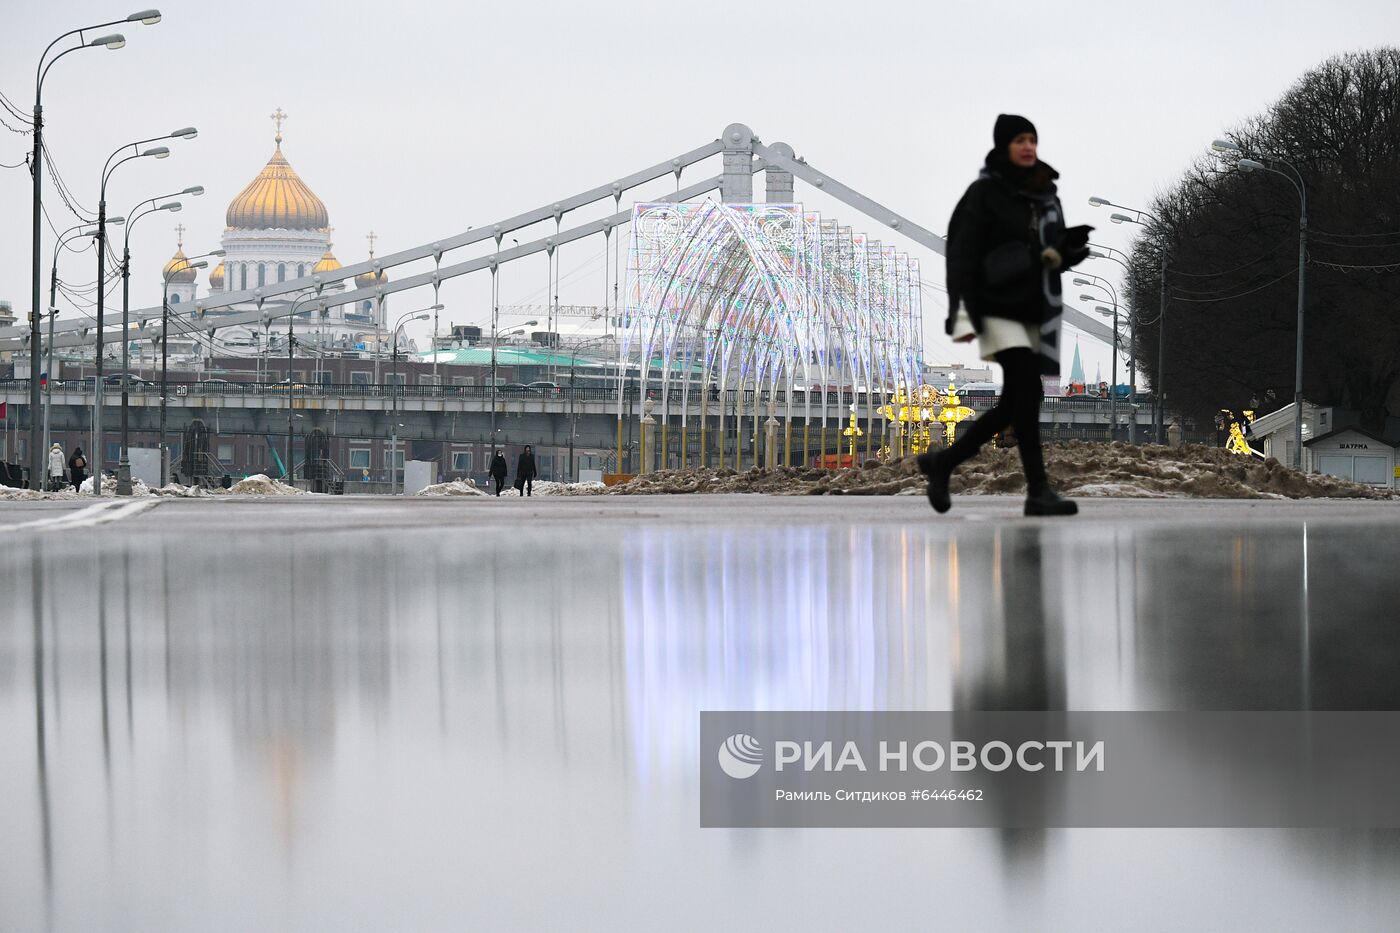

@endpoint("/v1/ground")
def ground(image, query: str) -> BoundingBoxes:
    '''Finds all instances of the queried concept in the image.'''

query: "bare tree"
[1125,48,1400,433]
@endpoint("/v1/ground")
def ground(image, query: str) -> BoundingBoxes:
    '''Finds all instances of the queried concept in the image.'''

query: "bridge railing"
[4,378,1156,416]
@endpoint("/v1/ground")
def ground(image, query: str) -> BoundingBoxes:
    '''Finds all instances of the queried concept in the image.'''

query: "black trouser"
[71,471,86,492]
[945,347,1048,495]
[493,476,504,496]
[520,477,533,497]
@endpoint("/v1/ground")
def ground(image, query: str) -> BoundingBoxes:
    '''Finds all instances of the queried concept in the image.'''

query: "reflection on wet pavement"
[2,509,1399,930]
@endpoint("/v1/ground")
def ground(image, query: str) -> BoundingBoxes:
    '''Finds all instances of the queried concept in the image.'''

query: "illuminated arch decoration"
[620,202,923,468]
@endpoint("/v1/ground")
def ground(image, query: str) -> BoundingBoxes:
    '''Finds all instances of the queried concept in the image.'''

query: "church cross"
[366,229,378,258]
[174,223,186,248]
[271,107,287,144]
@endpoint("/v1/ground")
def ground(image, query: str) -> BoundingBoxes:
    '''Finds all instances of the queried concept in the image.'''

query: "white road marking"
[9,498,160,532]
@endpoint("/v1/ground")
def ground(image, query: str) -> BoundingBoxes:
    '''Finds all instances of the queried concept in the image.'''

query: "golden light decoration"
[937,382,975,445]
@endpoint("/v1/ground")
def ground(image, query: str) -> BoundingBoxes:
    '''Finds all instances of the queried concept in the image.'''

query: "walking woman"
[489,449,508,497]
[68,446,88,494]
[919,114,1091,517]
[514,445,537,497]
[48,442,66,492]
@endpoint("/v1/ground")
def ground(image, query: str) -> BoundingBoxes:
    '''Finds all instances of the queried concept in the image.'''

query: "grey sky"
[3,0,1397,383]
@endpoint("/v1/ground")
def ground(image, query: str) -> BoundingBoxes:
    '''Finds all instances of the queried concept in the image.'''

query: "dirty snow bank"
[593,442,1395,500]
[416,479,489,497]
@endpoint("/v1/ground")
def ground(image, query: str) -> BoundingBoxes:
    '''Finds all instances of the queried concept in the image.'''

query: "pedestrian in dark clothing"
[68,446,88,494]
[515,445,537,497]
[489,450,508,496]
[919,114,1091,517]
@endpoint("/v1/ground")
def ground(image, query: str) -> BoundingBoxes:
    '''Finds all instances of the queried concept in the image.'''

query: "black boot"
[1024,487,1078,517]
[916,451,953,514]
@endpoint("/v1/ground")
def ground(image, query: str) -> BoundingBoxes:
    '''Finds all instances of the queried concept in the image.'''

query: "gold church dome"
[355,266,389,289]
[225,120,329,231]
[208,261,225,288]
[162,247,198,284]
[313,248,342,275]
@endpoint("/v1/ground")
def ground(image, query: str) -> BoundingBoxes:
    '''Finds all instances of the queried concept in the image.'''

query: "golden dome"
[208,261,225,288]
[162,247,197,284]
[226,143,329,230]
[313,248,342,275]
[355,266,389,289]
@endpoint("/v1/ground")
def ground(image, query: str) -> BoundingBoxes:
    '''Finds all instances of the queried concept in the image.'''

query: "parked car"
[527,381,561,396]
[500,383,530,394]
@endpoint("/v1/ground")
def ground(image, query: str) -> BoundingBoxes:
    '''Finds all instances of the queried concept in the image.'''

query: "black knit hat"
[993,114,1037,151]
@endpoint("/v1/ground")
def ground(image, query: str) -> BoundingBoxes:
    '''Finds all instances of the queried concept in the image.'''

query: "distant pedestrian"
[489,450,508,496]
[48,442,66,491]
[68,446,87,493]
[918,113,1090,517]
[515,445,537,497]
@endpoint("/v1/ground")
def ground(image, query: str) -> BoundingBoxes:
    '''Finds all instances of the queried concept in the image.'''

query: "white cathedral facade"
[159,110,392,367]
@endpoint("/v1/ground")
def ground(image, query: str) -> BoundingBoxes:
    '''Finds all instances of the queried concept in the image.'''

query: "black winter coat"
[945,157,1078,331]
[489,454,508,480]
[516,452,537,480]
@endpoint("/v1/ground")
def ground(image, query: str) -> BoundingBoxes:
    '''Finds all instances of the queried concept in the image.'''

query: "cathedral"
[159,109,391,363]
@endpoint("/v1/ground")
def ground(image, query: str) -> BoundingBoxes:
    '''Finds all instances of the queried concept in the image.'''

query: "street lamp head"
[414,313,431,321]
[107,215,126,225]
[1072,277,1092,286]
[90,33,127,49]
[1109,213,1133,224]
[190,261,208,270]
[182,185,204,196]
[1095,306,1113,315]
[171,126,197,139]
[1079,293,1096,302]
[209,249,226,257]
[523,319,539,326]
[159,201,182,212]
[143,146,170,159]
[1210,139,1241,154]
[127,9,162,24]
[1088,196,1110,207]
[1088,249,1107,259]
[428,304,445,311]
[1238,158,1264,173]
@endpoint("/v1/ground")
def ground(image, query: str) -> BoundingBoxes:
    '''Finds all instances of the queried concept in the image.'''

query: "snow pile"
[78,474,153,497]
[507,480,606,497]
[219,473,305,496]
[0,485,81,501]
[416,479,490,497]
[596,442,1396,500]
[152,483,212,498]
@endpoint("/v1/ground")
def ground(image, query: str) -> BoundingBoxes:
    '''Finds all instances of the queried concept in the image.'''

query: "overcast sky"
[3,0,1397,382]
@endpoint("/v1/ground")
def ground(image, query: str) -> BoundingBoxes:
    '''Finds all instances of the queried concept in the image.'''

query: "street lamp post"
[30,12,153,488]
[158,246,220,486]
[92,128,195,493]
[47,217,124,464]
[1213,140,1309,471]
[1089,197,1168,442]
[1086,246,1142,443]
[389,307,435,494]
[1074,275,1121,439]
[117,188,202,494]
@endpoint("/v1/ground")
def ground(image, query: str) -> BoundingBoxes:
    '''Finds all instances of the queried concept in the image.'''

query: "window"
[349,449,370,469]
[240,264,248,290]
[257,264,266,287]
[277,263,286,283]
[361,300,373,314]
[171,293,181,304]
[384,373,406,386]
[420,375,441,386]
[452,376,476,386]
[350,372,371,386]
[452,452,472,472]
[316,372,332,386]
[106,442,120,463]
